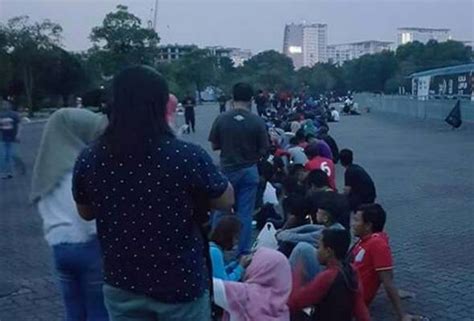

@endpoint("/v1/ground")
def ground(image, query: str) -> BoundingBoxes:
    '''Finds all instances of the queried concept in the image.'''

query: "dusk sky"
[1,0,473,53]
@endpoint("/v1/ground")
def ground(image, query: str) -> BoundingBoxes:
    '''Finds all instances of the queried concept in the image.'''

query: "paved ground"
[1,104,473,321]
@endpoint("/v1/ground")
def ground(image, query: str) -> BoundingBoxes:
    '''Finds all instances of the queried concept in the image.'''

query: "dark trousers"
[219,104,226,113]
[184,108,195,132]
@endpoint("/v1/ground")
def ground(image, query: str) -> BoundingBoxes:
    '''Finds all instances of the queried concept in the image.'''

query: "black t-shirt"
[344,164,376,205]
[218,95,227,107]
[183,96,196,110]
[209,108,269,171]
[255,95,267,108]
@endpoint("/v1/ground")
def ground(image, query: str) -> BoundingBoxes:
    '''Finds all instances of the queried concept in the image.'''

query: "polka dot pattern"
[72,138,229,303]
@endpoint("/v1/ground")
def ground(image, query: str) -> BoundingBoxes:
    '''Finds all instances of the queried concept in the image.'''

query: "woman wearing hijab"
[213,247,292,321]
[30,108,108,321]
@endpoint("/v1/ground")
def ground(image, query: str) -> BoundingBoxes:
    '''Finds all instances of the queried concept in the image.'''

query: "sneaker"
[1,174,13,180]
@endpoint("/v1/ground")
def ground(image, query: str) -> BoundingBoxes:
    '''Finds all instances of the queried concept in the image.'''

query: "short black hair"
[357,203,386,232]
[306,169,330,189]
[210,215,241,250]
[321,229,351,260]
[339,149,353,166]
[233,83,254,102]
[318,192,343,223]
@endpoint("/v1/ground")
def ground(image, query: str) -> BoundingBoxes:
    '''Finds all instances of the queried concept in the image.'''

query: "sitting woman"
[210,215,245,281]
[288,229,370,321]
[213,247,292,321]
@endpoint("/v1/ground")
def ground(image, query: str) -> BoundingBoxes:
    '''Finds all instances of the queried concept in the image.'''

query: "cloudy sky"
[1,0,473,53]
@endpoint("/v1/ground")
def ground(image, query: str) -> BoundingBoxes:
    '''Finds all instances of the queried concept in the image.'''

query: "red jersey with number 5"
[305,156,336,190]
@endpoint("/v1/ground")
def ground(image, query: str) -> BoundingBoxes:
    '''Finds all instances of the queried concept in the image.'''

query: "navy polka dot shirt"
[72,138,228,303]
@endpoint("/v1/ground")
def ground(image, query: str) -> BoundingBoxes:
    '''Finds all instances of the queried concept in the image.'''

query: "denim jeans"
[103,285,210,321]
[0,141,14,175]
[213,165,259,256]
[52,239,109,321]
[288,242,321,285]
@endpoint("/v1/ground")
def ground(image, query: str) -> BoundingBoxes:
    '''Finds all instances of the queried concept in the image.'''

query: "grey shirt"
[209,108,269,171]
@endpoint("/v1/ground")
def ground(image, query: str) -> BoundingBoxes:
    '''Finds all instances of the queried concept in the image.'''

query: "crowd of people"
[25,65,422,321]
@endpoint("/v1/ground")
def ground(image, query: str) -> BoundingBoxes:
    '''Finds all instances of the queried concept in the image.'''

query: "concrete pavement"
[0,105,473,320]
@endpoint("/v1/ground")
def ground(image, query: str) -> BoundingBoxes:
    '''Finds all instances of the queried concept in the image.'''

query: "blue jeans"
[289,242,321,285]
[53,239,109,321]
[213,165,259,256]
[103,285,210,321]
[0,141,14,175]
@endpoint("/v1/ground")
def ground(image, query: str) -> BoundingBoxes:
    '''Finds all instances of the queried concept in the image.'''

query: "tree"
[39,49,87,106]
[2,16,62,112]
[172,49,219,99]
[343,51,398,92]
[90,5,160,76]
[241,50,294,90]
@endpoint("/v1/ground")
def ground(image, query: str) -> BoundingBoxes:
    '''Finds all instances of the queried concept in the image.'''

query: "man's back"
[345,164,376,202]
[209,108,268,171]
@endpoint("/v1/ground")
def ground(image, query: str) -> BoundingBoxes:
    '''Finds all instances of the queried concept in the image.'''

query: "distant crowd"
[0,64,423,321]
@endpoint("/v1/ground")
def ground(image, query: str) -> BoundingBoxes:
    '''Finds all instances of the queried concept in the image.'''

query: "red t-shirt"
[304,156,336,190]
[350,232,393,305]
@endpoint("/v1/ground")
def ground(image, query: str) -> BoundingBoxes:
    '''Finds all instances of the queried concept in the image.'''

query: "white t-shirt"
[331,110,340,122]
[37,172,97,246]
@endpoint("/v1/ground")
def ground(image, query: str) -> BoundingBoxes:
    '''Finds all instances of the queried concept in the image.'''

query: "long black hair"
[102,65,174,154]
[321,229,359,292]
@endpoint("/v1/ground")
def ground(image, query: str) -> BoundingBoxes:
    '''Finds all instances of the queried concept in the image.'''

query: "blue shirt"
[209,242,244,281]
[73,138,229,303]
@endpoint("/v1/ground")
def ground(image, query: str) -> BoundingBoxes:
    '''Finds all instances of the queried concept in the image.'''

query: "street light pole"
[153,0,159,31]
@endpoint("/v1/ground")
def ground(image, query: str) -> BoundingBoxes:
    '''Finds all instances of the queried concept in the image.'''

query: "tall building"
[283,23,328,69]
[328,40,393,65]
[397,27,451,46]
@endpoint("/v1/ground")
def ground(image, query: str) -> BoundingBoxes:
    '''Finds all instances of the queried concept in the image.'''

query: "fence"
[354,93,474,123]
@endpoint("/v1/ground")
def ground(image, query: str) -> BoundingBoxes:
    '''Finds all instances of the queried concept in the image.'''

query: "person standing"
[30,108,109,321]
[209,82,269,256]
[340,149,376,211]
[255,90,267,117]
[182,93,196,133]
[0,100,23,179]
[217,93,227,114]
[72,66,234,321]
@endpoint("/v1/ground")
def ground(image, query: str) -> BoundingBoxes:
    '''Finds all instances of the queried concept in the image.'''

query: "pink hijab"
[223,248,292,321]
[165,94,178,126]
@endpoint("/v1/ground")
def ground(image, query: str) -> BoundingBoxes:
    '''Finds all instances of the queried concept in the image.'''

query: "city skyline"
[0,0,473,54]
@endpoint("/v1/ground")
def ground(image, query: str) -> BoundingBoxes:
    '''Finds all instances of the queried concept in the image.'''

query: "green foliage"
[90,5,160,76]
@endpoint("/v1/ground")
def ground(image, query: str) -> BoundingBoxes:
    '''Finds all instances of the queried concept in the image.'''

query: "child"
[210,215,245,281]
[288,229,370,321]
[213,247,292,321]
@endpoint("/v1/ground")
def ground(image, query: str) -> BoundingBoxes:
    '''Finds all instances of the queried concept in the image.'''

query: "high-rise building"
[397,27,451,46]
[328,40,393,65]
[283,23,328,69]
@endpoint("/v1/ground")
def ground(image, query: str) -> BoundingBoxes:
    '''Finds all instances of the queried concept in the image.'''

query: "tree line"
[0,5,472,112]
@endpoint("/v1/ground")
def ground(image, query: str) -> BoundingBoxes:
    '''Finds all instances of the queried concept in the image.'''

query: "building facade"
[328,40,393,65]
[283,23,328,69]
[157,44,252,67]
[397,27,451,46]
[157,44,197,63]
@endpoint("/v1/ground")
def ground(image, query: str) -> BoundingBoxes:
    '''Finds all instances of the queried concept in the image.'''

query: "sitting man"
[340,148,376,212]
[351,204,411,321]
[277,192,345,258]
